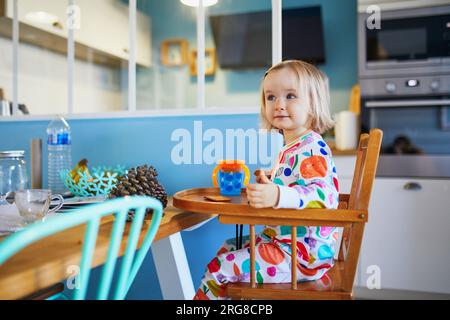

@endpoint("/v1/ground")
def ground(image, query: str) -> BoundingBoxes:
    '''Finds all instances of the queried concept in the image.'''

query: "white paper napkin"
[0,204,58,236]
[0,204,24,236]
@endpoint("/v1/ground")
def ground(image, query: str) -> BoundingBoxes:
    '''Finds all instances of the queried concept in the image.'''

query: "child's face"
[263,67,310,133]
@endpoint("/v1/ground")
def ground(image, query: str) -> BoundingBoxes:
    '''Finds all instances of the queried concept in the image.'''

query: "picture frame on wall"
[161,39,189,66]
[189,48,217,76]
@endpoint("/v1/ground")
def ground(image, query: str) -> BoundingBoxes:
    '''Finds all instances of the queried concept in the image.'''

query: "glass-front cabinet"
[0,0,347,117]
[137,0,196,110]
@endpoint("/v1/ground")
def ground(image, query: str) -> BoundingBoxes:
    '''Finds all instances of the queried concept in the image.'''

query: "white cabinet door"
[334,156,356,179]
[360,178,450,294]
[8,0,67,37]
[74,0,151,67]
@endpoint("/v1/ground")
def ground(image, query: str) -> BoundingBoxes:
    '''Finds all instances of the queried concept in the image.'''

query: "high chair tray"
[173,187,293,219]
[173,188,362,224]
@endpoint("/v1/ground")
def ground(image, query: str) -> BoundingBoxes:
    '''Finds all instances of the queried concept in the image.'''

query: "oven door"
[358,5,450,78]
[361,96,450,178]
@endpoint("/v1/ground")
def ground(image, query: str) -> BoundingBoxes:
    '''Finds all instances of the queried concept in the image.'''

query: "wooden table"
[0,197,215,300]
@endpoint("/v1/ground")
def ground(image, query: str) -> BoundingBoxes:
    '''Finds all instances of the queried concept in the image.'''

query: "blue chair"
[0,196,163,300]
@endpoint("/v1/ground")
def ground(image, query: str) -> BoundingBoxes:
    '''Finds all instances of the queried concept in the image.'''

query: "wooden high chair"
[225,128,383,300]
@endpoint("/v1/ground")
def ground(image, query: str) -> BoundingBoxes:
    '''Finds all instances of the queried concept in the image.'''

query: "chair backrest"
[339,128,382,291]
[348,128,383,212]
[0,196,163,300]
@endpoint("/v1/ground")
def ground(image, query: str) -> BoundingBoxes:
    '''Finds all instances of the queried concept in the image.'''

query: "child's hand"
[246,183,279,208]
[254,170,271,184]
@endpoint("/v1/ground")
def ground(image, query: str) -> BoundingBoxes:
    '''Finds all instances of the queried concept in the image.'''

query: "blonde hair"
[260,60,334,134]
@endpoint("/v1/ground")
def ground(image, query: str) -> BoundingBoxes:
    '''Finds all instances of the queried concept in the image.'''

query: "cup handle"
[1,191,16,205]
[242,164,250,186]
[211,165,220,187]
[48,194,64,214]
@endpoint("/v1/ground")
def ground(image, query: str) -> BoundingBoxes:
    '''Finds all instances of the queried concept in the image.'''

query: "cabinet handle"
[403,182,422,191]
[52,21,64,30]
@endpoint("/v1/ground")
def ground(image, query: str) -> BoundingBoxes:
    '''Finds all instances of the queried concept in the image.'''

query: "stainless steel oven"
[360,97,450,178]
[358,4,450,81]
[358,4,450,178]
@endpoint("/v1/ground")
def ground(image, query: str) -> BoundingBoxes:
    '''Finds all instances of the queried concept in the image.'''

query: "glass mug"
[212,160,250,196]
[14,189,64,224]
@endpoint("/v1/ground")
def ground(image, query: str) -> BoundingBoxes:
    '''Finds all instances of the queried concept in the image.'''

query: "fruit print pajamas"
[194,130,340,300]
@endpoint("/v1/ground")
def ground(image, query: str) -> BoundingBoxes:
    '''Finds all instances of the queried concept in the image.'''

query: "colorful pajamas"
[194,130,339,300]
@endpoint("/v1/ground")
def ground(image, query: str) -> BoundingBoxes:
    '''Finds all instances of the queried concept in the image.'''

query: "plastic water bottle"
[47,116,72,194]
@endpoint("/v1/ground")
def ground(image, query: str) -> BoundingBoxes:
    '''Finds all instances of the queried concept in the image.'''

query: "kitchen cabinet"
[360,177,450,294]
[335,156,450,294]
[334,156,356,179]
[0,0,151,67]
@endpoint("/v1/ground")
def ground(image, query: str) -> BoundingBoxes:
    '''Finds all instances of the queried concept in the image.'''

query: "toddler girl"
[194,60,339,300]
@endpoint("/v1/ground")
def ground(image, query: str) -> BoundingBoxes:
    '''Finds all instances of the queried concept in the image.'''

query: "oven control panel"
[361,75,450,97]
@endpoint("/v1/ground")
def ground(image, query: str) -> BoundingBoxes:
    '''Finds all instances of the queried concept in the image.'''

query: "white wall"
[0,36,123,115]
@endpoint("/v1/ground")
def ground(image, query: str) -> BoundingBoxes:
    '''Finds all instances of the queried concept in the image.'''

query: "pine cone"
[109,165,168,221]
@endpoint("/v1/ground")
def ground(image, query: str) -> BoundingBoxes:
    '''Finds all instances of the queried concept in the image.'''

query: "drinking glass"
[14,189,63,224]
